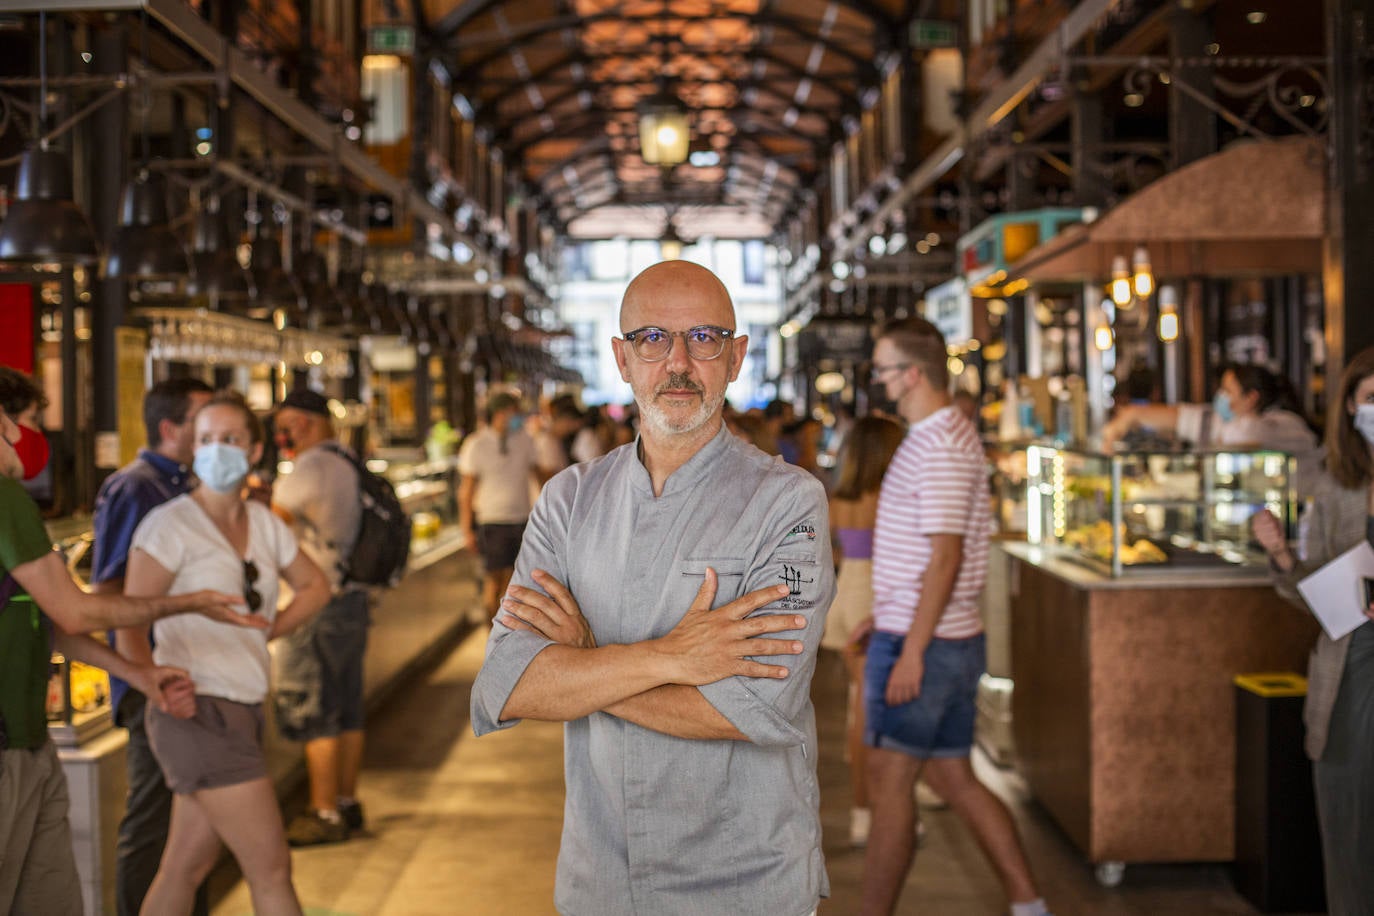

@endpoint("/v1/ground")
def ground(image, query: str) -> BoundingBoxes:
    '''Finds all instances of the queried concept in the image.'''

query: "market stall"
[1004,445,1320,885]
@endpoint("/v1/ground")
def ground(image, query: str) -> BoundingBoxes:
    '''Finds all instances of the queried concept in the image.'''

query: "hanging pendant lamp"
[186,203,254,309]
[0,145,102,266]
[104,171,190,297]
[0,13,100,267]
[249,218,305,321]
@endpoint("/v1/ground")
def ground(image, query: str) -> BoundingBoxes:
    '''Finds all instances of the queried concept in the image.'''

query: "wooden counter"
[1001,543,1319,870]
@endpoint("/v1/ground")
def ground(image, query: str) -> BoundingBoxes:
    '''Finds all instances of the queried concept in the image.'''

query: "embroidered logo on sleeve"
[776,563,816,610]
[784,523,817,542]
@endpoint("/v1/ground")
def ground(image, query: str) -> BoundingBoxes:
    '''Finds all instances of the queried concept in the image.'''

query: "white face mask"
[193,442,250,493]
[1354,403,1374,446]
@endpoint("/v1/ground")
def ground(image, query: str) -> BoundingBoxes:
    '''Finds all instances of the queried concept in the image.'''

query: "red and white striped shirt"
[872,406,990,639]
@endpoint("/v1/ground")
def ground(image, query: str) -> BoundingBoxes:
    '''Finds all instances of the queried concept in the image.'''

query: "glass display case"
[48,531,115,747]
[1026,446,1297,577]
[368,449,461,563]
[989,442,1030,536]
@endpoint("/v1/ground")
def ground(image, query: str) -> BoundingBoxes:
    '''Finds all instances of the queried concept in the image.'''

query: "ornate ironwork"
[1110,56,1329,141]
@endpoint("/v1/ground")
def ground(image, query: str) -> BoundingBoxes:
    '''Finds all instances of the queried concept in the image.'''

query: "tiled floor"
[212,629,1316,915]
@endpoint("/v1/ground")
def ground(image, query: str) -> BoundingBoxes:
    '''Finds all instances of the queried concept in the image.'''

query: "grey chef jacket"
[472,424,835,916]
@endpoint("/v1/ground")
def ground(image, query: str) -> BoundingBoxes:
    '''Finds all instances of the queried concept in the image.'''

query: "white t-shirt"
[457,426,537,524]
[133,495,299,704]
[273,443,362,591]
[533,429,568,475]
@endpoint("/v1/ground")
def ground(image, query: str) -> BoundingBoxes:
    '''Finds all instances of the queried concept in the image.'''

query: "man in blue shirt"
[91,377,213,916]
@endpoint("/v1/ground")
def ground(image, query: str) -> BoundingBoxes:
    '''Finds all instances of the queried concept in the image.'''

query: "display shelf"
[1026,445,1297,578]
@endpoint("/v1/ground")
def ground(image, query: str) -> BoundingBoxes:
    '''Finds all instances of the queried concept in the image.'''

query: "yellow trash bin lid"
[1234,672,1308,697]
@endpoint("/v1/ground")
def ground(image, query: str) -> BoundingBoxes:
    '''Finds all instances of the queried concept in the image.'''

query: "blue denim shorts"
[864,630,986,758]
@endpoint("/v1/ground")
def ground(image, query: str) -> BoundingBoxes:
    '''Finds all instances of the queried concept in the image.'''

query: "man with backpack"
[271,388,375,846]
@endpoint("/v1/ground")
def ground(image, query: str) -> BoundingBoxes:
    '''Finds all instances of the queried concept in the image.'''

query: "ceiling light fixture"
[1111,255,1133,307]
[1132,245,1154,298]
[638,90,690,167]
[0,12,100,267]
[1158,285,1180,342]
[104,170,190,297]
[187,198,254,309]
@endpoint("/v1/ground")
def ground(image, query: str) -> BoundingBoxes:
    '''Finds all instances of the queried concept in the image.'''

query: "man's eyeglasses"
[870,362,913,382]
[619,326,734,362]
[243,559,262,613]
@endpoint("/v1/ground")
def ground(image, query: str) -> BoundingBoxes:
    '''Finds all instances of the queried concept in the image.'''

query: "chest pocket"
[678,558,750,605]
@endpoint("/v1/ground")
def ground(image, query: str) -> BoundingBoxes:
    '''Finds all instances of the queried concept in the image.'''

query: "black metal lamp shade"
[105,172,190,290]
[0,146,100,265]
[247,223,305,322]
[186,208,254,306]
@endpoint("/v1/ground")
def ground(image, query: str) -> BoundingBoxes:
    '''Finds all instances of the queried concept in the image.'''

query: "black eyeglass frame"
[243,559,263,613]
[618,325,735,362]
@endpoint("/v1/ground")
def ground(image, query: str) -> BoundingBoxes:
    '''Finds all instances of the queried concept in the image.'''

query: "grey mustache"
[657,372,703,395]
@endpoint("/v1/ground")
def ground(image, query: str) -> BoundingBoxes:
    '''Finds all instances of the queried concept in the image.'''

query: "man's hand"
[132,665,197,718]
[885,644,925,706]
[500,569,597,648]
[180,591,270,629]
[651,568,804,686]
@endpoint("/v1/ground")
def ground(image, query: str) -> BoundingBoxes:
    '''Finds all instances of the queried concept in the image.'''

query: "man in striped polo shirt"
[860,317,1048,916]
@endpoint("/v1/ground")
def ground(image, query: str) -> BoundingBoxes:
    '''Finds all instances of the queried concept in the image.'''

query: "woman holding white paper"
[1252,347,1374,916]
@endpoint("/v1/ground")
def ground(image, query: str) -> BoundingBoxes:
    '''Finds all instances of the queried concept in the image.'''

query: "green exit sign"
[368,25,415,55]
[910,19,958,49]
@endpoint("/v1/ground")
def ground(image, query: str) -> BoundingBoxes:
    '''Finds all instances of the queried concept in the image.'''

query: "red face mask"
[13,423,49,481]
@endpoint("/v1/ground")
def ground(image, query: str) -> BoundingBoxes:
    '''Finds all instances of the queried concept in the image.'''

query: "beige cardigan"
[1272,475,1370,760]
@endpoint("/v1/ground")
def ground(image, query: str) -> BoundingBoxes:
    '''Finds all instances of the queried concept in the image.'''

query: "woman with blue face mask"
[1101,362,1323,498]
[122,392,331,916]
[1252,347,1374,914]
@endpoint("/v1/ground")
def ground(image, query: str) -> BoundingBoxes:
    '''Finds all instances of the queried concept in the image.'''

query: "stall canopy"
[1008,136,1325,283]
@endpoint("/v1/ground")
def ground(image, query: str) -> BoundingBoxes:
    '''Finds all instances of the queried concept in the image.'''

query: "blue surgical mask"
[1354,404,1374,446]
[508,415,525,433]
[1213,390,1235,424]
[193,442,251,494]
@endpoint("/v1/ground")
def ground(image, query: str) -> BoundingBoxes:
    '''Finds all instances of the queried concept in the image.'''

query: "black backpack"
[323,443,411,587]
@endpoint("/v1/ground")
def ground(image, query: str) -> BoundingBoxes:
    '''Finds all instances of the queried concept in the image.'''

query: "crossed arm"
[497,568,804,740]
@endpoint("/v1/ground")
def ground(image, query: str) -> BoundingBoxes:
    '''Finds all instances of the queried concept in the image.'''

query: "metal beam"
[828,0,1125,266]
[136,0,484,259]
[433,0,507,40]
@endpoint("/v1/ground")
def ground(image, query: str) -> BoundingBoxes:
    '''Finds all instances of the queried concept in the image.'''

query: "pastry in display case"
[1025,446,1297,577]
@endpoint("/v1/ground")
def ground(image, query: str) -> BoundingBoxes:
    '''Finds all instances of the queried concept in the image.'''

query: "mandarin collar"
[625,422,734,498]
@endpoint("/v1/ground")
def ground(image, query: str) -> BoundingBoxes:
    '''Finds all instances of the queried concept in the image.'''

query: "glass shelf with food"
[1025,446,1297,578]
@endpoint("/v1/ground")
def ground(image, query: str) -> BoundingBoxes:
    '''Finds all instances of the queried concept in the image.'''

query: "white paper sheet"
[1296,541,1374,640]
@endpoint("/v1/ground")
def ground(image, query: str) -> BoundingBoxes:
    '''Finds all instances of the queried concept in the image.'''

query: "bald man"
[472,261,835,915]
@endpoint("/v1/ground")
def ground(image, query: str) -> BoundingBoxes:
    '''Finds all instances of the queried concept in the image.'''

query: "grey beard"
[636,374,722,437]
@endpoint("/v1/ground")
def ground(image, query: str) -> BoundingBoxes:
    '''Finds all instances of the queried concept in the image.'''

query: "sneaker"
[286,811,349,847]
[848,807,871,847]
[337,798,366,832]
